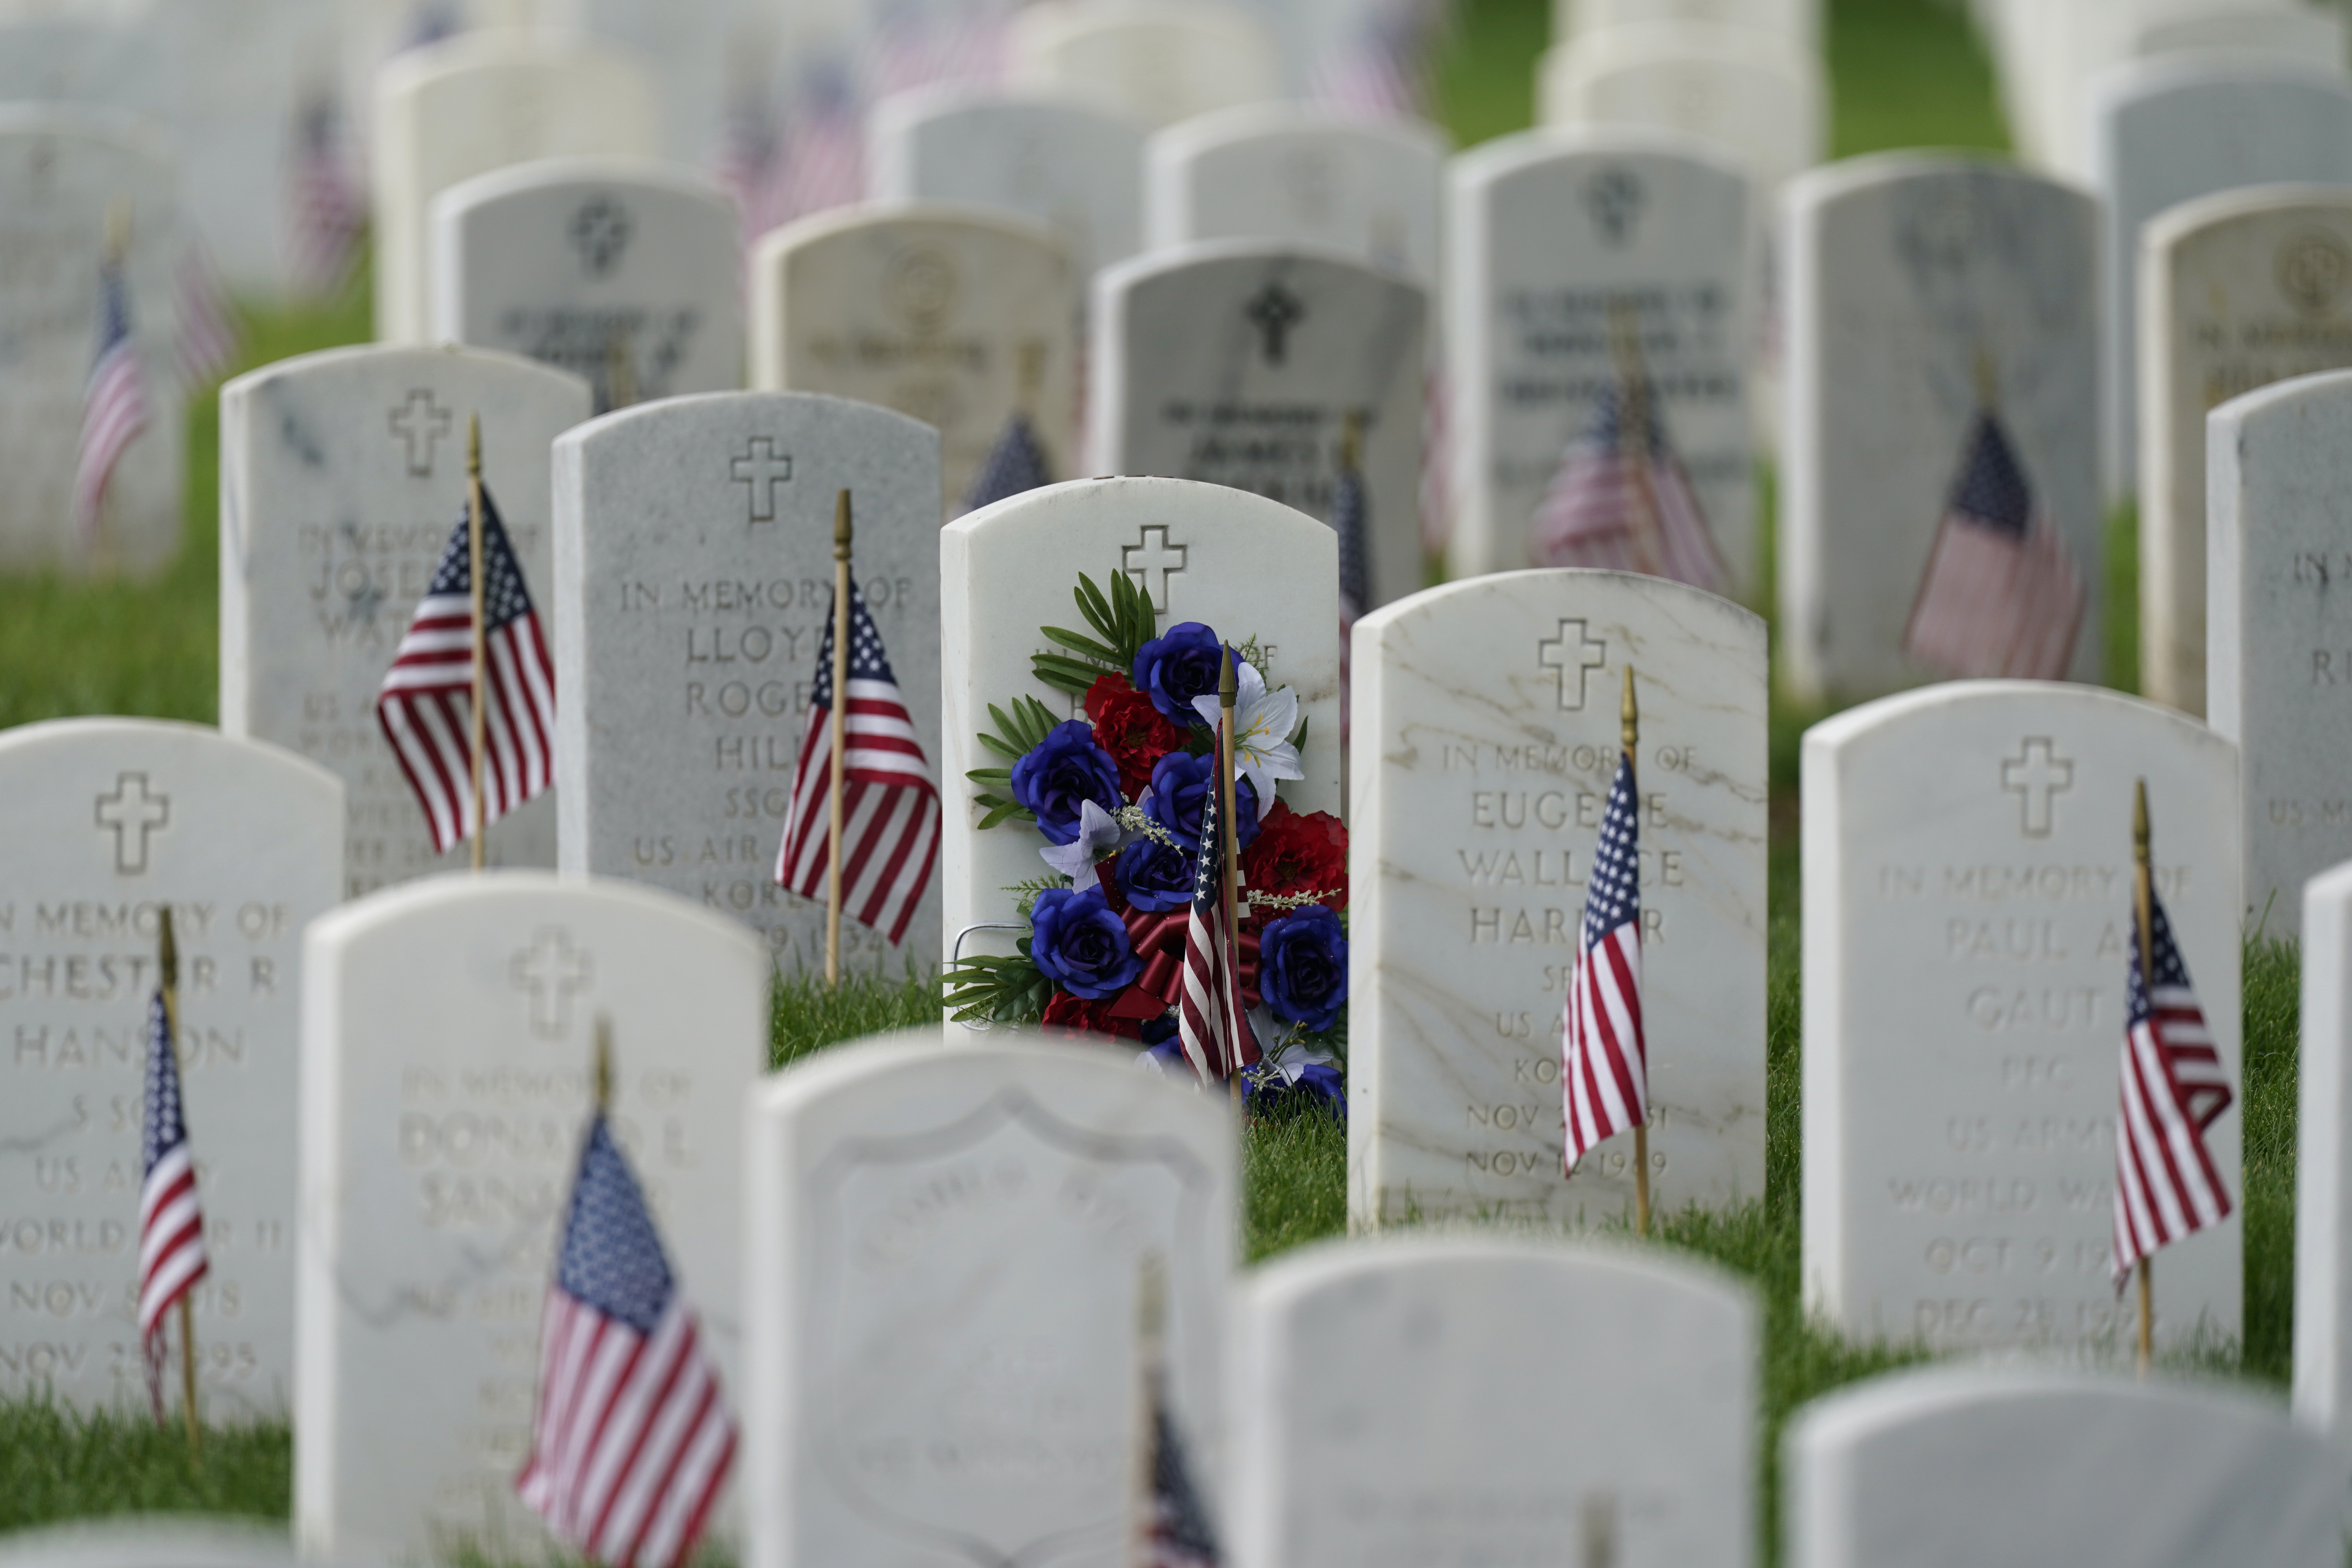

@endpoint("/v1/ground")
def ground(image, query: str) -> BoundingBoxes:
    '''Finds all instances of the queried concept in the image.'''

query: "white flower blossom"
[1191,659,1302,809]
[1038,798,1131,879]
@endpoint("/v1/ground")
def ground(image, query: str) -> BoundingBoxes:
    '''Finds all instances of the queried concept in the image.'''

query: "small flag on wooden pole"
[825,490,853,985]
[466,416,488,871]
[143,907,205,1460]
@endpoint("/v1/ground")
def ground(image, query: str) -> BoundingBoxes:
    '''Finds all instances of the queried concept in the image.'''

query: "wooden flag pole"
[466,416,488,872]
[158,908,200,1461]
[2132,778,2154,1377]
[593,1013,613,1117]
[1129,1252,1167,1568]
[1219,648,1243,1109]
[824,490,853,987]
[1623,666,1651,1239]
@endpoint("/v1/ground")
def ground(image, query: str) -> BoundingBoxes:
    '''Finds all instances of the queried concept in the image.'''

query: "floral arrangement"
[946,569,1350,1110]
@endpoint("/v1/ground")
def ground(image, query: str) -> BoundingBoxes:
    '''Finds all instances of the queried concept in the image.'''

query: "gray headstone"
[552,392,944,975]
[2294,857,2352,1469]
[1092,240,1425,610]
[220,343,591,897]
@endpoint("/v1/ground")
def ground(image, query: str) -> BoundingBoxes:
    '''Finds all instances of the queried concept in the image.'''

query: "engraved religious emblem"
[2000,736,2073,838]
[388,389,455,477]
[568,194,633,278]
[1122,525,1188,615]
[510,926,593,1040]
[1245,281,1305,365]
[1537,619,1608,711]
[1582,167,1645,248]
[95,771,170,875]
[2276,230,2352,318]
[730,437,793,524]
[884,244,958,334]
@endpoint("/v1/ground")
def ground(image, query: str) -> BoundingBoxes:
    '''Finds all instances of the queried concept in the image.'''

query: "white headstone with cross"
[1789,1366,2341,1568]
[221,344,592,898]
[295,871,766,1568]
[1781,155,2101,702]
[1349,570,1768,1227]
[372,29,658,345]
[938,477,1339,961]
[551,392,944,975]
[743,1028,1234,1568]
[1230,1236,1755,1568]
[1445,127,1756,592]
[1802,681,2241,1354]
[0,719,341,1415]
[1092,241,1425,611]
[750,205,1080,517]
[2140,186,2352,720]
[428,157,744,416]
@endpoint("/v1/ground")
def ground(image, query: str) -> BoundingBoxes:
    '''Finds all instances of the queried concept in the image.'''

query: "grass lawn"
[0,1,2307,1564]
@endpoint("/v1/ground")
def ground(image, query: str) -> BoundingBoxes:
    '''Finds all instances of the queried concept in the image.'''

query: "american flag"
[782,60,865,222]
[516,1114,735,1568]
[960,409,1051,514]
[775,579,939,946]
[286,89,365,301]
[138,989,208,1423]
[1420,365,1452,557]
[375,486,557,855]
[172,241,240,388]
[1903,408,2085,681]
[2112,884,2234,1285]
[73,243,150,544]
[1176,777,1257,1084]
[715,74,790,248]
[1142,1365,1220,1568]
[1530,380,1725,593]
[1562,750,1646,1174]
[1310,5,1428,120]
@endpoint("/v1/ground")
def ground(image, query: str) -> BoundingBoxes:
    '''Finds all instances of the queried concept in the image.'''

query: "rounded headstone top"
[0,1518,300,1568]
[302,866,766,957]
[1150,101,1451,161]
[947,472,1336,544]
[429,153,730,218]
[1804,679,2232,759]
[1245,1230,1755,1326]
[2089,45,2352,118]
[0,716,343,799]
[1454,121,1748,188]
[221,340,592,406]
[1358,567,1764,643]
[2141,180,2352,252]
[1784,149,2089,213]
[555,388,940,456]
[751,200,1069,269]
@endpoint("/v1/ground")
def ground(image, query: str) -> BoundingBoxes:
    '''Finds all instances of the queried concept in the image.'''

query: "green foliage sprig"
[1032,572,1155,697]
[966,695,1061,829]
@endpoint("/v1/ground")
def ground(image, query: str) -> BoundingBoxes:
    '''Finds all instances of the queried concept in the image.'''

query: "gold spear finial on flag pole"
[1219,647,1243,1109]
[1622,665,1650,1238]
[466,415,488,872]
[2132,777,2154,1376]
[158,907,200,1460]
[825,490,853,987]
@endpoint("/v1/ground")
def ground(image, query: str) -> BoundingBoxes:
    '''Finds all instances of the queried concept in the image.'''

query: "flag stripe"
[2110,887,2234,1285]
[1563,752,1647,1175]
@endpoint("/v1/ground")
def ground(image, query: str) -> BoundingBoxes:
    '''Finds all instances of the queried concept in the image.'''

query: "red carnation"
[1085,672,1190,800]
[1242,801,1348,922]
[1042,987,1145,1042]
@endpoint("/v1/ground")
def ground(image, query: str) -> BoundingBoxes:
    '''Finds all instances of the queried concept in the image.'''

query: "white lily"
[1037,798,1132,880]
[1191,659,1303,809]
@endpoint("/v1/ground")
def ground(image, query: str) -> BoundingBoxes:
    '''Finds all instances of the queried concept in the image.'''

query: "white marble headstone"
[2209,368,2352,939]
[295,872,766,1568]
[1802,681,2241,1354]
[750,204,1079,516]
[940,477,1339,956]
[2140,185,2352,719]
[1144,105,1448,285]
[1537,20,1824,197]
[1231,1236,1755,1568]
[0,1519,298,1568]
[428,157,743,415]
[0,105,185,576]
[372,29,658,345]
[743,1028,1234,1568]
[2294,857,2352,1468]
[1788,1367,2341,1568]
[2090,52,2352,500]
[866,87,1148,278]
[1446,127,1755,592]
[552,392,943,975]
[1004,0,1283,130]
[220,343,591,898]
[1092,241,1425,609]
[1349,570,1766,1226]
[0,719,341,1416]
[1781,156,2101,701]
[561,0,794,170]
[1558,0,1818,46]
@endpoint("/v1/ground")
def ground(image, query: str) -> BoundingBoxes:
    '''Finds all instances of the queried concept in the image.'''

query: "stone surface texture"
[1537,20,1822,196]
[1003,0,1283,130]
[2294,858,2352,1468]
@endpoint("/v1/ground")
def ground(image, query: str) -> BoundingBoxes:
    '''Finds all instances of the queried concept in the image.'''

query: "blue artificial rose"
[1142,751,1261,851]
[1258,904,1348,1031]
[1029,886,1143,999]
[1114,835,1196,912]
[1131,621,1225,723]
[1011,720,1125,845]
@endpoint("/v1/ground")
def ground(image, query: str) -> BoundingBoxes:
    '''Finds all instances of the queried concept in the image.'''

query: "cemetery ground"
[0,0,2310,1561]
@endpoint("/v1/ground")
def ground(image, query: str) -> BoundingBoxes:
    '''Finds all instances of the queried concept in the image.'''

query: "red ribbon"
[1107,903,1261,1021]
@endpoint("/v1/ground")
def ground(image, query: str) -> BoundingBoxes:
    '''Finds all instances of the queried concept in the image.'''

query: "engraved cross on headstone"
[510,927,593,1039]
[95,771,170,875]
[1122,525,1188,615]
[730,438,793,524]
[388,390,454,477]
[1244,282,1304,365]
[1537,619,1609,711]
[2000,736,2074,838]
